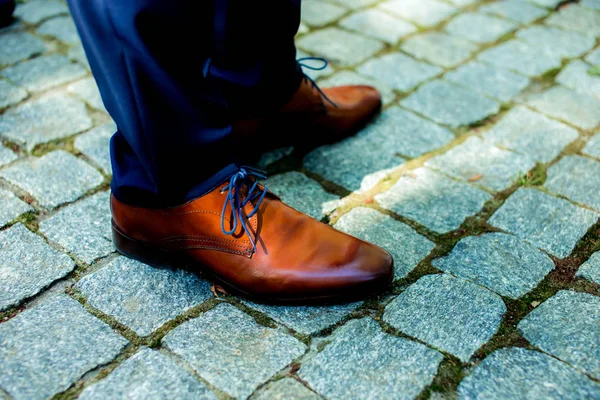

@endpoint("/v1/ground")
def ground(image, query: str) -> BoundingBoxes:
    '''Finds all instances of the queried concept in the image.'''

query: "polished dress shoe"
[111,167,394,302]
[235,58,382,152]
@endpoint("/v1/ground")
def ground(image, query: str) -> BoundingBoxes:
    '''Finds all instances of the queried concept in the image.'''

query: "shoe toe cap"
[351,241,394,290]
[292,239,394,300]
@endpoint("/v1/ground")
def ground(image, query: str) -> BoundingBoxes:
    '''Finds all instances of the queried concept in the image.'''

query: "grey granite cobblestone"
[301,1,346,27]
[0,143,17,166]
[576,252,600,285]
[0,31,46,66]
[447,0,478,5]
[0,188,32,227]
[0,92,93,151]
[163,303,306,399]
[79,348,216,400]
[478,40,562,77]
[67,77,106,111]
[37,16,81,44]
[0,223,74,310]
[587,46,600,65]
[401,32,478,68]
[0,79,27,109]
[68,45,89,68]
[516,26,595,59]
[251,378,319,400]
[582,0,600,10]
[297,28,383,66]
[526,86,600,130]
[334,207,435,279]
[432,233,554,298]
[303,122,406,191]
[583,134,600,159]
[74,122,115,174]
[425,136,536,192]
[546,4,600,37]
[545,155,600,211]
[1,54,87,93]
[357,167,396,194]
[328,0,378,9]
[358,52,442,92]
[401,80,500,128]
[530,0,563,6]
[379,0,457,27]
[489,188,599,258]
[0,294,128,400]
[383,274,505,361]
[376,168,492,233]
[299,317,444,400]
[557,60,600,100]
[39,191,113,263]
[446,13,517,44]
[304,105,454,190]
[265,171,339,220]
[518,290,600,379]
[76,256,212,336]
[303,141,404,191]
[243,301,361,336]
[256,146,293,169]
[458,347,600,400]
[363,106,455,159]
[297,23,309,35]
[340,9,416,44]
[14,0,69,24]
[479,0,549,24]
[0,150,104,209]
[483,107,578,163]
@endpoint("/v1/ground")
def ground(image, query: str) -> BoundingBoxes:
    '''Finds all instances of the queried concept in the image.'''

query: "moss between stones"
[419,357,465,400]
[301,168,351,198]
[226,299,280,330]
[0,304,26,323]
[51,344,140,400]
[67,287,141,345]
[31,135,80,157]
[145,298,223,348]
[14,210,39,231]
[0,138,22,155]
[539,66,561,83]
[516,163,547,187]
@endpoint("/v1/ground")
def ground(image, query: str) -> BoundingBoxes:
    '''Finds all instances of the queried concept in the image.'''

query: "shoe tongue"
[238,183,250,198]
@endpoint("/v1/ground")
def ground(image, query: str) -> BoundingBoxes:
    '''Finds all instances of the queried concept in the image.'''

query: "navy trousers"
[67,0,303,206]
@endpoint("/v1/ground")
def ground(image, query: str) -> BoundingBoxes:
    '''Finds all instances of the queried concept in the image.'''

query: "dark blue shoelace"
[220,166,268,251]
[297,57,338,108]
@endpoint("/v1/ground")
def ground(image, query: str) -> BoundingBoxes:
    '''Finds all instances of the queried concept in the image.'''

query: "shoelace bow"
[220,167,268,251]
[297,57,338,108]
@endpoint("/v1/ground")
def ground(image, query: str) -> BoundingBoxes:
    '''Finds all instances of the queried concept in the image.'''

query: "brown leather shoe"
[234,73,382,151]
[111,167,393,302]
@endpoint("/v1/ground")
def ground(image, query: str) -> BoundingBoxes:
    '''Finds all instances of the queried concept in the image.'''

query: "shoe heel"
[112,222,177,269]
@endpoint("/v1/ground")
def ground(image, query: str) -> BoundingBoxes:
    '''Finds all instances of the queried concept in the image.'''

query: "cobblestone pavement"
[1,0,600,399]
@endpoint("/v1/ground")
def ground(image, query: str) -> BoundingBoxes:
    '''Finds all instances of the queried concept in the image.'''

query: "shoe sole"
[112,220,392,304]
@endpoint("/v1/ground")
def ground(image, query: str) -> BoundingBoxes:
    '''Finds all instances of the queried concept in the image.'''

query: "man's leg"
[67,0,304,206]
